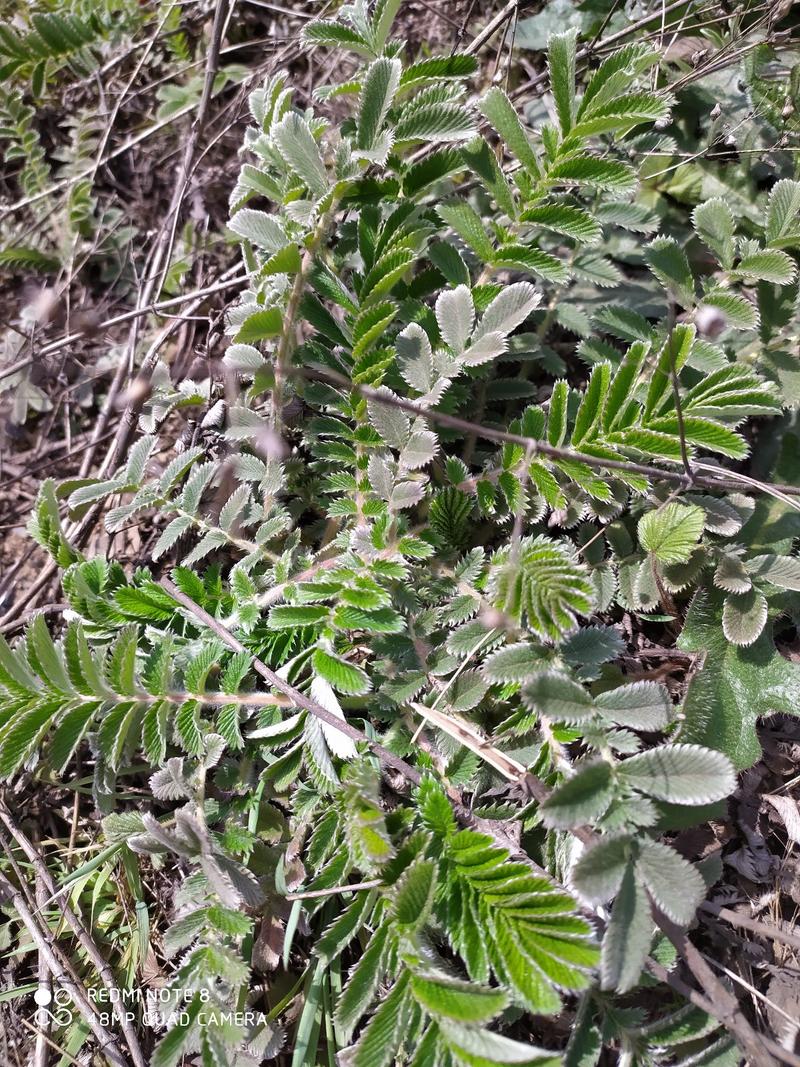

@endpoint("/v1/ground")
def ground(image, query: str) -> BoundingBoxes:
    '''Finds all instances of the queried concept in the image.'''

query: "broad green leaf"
[578,42,660,116]
[438,1019,560,1065]
[692,198,734,269]
[570,834,631,904]
[400,55,478,89]
[229,208,287,252]
[600,862,652,993]
[520,203,601,244]
[572,92,671,137]
[644,236,694,307]
[721,588,768,646]
[635,839,706,926]
[235,308,283,343]
[482,643,543,683]
[736,248,796,284]
[268,605,330,628]
[700,288,758,330]
[571,362,610,446]
[548,157,637,193]
[522,671,594,723]
[638,503,704,564]
[437,201,495,260]
[540,760,614,829]
[679,589,800,767]
[714,553,752,594]
[393,858,437,929]
[410,974,507,1024]
[302,20,374,57]
[618,743,735,804]
[765,178,800,248]
[491,244,569,283]
[371,0,402,54]
[394,102,475,144]
[594,681,672,730]
[746,553,800,591]
[313,648,371,695]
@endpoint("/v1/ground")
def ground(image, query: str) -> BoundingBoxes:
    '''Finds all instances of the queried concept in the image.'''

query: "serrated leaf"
[235,309,283,343]
[394,102,476,144]
[618,743,735,804]
[722,588,768,646]
[692,198,734,269]
[572,92,671,137]
[229,208,287,252]
[594,681,672,730]
[473,282,541,341]
[437,201,494,260]
[522,671,594,722]
[410,974,507,1024]
[272,112,328,197]
[309,675,358,759]
[336,922,392,1040]
[393,858,437,929]
[678,588,800,768]
[548,29,577,135]
[635,839,705,926]
[438,1019,559,1065]
[548,157,637,193]
[436,284,474,355]
[480,87,540,177]
[736,248,796,284]
[540,760,614,829]
[313,648,371,695]
[746,553,800,591]
[701,288,758,330]
[765,178,800,248]
[367,386,410,448]
[571,834,632,904]
[600,862,652,993]
[268,605,329,628]
[638,503,704,564]
[482,643,543,683]
[644,237,694,307]
[520,203,601,244]
[357,57,401,150]
[492,244,569,282]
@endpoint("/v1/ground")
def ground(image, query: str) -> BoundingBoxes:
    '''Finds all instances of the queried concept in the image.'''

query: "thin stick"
[700,900,800,954]
[292,362,800,503]
[465,0,518,56]
[285,879,383,901]
[0,867,129,1067]
[0,810,147,1067]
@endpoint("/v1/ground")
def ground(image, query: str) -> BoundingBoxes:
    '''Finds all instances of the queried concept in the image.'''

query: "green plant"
[3,1,800,1064]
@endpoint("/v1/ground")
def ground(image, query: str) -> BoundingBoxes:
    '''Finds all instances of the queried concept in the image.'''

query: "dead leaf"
[252,913,285,972]
[765,794,800,845]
